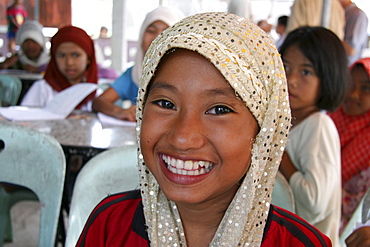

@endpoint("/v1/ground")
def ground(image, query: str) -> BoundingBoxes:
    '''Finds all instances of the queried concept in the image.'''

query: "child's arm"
[9,16,20,27]
[279,151,297,181]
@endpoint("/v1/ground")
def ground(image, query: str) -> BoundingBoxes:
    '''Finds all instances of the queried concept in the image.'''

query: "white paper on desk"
[0,83,97,121]
[97,112,136,127]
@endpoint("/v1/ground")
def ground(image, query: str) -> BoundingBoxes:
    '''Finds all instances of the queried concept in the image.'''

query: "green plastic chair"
[0,122,66,247]
[65,145,139,247]
[0,75,22,106]
[271,171,296,213]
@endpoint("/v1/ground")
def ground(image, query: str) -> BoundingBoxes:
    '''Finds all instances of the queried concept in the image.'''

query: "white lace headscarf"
[15,20,50,68]
[136,12,291,247]
[131,6,185,86]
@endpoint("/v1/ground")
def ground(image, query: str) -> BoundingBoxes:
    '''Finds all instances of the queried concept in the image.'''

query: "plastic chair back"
[0,122,66,247]
[65,145,139,247]
[340,188,370,246]
[271,171,296,213]
[0,75,22,106]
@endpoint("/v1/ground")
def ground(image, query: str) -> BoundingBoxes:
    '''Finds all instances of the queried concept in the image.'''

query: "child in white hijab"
[0,20,49,73]
[91,6,184,121]
[77,12,332,247]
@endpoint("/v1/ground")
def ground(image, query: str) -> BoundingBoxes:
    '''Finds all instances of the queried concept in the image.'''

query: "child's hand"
[115,105,136,122]
[346,226,370,247]
[0,54,19,69]
[22,64,39,73]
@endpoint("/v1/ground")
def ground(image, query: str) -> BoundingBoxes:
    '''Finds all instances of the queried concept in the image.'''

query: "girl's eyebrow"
[283,59,314,69]
[204,87,236,98]
[150,81,235,98]
[149,81,178,93]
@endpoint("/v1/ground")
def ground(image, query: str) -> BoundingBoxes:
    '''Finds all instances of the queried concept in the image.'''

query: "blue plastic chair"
[0,75,22,106]
[65,145,139,247]
[0,122,66,247]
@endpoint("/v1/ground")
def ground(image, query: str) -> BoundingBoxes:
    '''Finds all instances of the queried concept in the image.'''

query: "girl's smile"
[159,153,215,185]
[162,154,214,176]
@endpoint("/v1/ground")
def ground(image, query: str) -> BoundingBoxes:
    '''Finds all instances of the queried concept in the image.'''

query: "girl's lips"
[288,92,296,98]
[65,69,76,75]
[344,98,359,107]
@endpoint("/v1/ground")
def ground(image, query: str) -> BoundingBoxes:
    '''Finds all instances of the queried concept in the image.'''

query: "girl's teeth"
[162,155,214,176]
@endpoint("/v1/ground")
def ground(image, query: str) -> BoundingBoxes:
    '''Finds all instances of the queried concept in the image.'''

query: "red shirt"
[77,190,331,247]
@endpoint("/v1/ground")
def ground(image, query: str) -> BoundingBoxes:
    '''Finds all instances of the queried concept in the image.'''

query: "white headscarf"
[136,12,291,247]
[15,20,50,68]
[131,6,185,86]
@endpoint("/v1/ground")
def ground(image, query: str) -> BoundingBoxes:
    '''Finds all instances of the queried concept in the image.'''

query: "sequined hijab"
[136,12,290,247]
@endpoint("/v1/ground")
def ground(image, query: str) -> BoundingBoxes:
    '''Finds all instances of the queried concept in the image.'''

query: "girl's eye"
[146,28,158,35]
[283,64,289,72]
[152,99,176,110]
[72,53,80,58]
[302,69,312,76]
[360,85,370,93]
[56,53,65,58]
[206,105,234,115]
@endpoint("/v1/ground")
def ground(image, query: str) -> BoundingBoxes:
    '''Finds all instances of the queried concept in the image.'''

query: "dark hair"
[279,26,348,112]
[277,15,288,26]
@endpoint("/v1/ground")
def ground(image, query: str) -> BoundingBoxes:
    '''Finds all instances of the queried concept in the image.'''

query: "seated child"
[76,12,332,247]
[328,57,370,231]
[21,26,99,111]
[91,6,184,121]
[0,20,49,73]
[278,26,348,246]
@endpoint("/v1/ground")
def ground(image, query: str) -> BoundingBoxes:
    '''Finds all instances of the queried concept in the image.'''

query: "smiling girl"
[21,26,98,111]
[77,13,331,247]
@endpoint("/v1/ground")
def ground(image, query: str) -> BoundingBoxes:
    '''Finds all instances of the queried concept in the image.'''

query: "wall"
[0,0,71,27]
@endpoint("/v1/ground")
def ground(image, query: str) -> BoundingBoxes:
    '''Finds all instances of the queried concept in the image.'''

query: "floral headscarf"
[136,12,290,246]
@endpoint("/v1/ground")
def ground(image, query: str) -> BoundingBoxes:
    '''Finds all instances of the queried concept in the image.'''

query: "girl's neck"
[177,202,226,247]
[291,107,320,127]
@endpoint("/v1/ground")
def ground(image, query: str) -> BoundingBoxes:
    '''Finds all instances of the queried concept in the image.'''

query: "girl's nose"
[349,85,360,101]
[66,55,73,65]
[167,110,206,151]
[286,72,298,88]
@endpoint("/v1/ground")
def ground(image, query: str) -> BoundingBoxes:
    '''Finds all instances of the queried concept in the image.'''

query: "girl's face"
[55,42,90,85]
[343,65,370,116]
[140,49,259,206]
[283,45,320,115]
[141,21,169,55]
[22,39,42,60]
